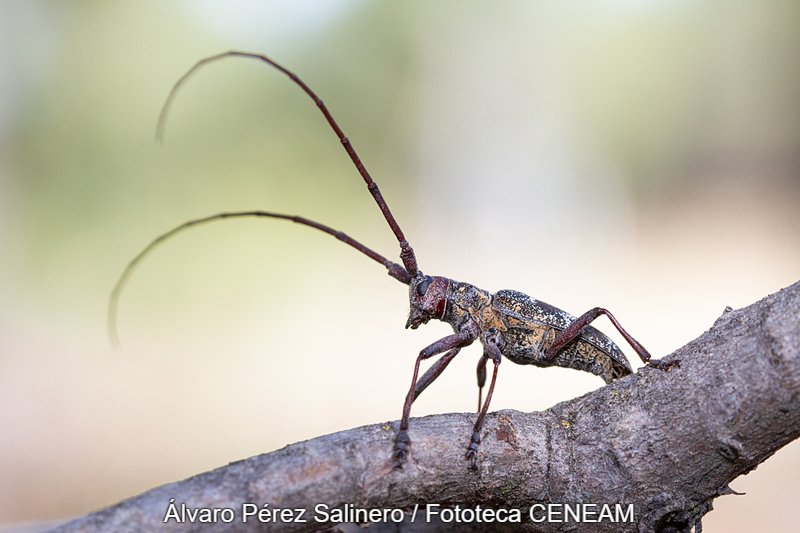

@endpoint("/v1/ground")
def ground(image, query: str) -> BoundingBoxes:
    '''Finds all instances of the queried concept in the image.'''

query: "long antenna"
[108,211,411,346]
[157,51,419,278]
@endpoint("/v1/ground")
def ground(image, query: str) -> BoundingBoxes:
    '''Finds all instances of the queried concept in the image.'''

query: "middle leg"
[466,340,502,470]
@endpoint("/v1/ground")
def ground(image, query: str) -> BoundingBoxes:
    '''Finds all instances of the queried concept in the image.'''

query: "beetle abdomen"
[492,290,633,383]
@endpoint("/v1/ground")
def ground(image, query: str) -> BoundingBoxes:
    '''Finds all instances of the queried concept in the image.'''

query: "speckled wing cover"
[492,290,633,384]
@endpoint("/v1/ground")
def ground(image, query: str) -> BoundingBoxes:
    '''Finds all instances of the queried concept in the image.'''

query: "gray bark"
[46,280,800,533]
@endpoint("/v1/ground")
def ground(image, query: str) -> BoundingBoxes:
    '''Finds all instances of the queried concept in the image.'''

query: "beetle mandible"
[109,51,679,470]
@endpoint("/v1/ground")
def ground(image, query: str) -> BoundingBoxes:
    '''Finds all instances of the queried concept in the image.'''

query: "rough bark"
[47,280,800,533]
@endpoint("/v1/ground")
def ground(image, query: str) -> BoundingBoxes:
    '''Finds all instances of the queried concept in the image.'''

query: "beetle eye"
[416,276,433,297]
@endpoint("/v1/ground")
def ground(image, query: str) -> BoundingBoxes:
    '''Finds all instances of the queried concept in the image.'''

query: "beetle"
[109,51,679,470]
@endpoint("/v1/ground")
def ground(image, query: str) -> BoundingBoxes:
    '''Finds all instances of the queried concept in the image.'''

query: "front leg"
[544,307,679,371]
[394,327,477,469]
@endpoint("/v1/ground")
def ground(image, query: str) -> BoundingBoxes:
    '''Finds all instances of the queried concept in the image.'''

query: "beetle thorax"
[442,280,493,328]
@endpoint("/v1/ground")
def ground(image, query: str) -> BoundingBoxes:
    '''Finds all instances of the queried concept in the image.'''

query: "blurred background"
[1,1,799,531]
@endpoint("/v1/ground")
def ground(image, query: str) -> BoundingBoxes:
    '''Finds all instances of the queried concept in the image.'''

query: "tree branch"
[47,280,800,533]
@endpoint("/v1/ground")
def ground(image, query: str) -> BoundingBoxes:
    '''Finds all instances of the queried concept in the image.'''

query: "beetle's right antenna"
[157,51,420,279]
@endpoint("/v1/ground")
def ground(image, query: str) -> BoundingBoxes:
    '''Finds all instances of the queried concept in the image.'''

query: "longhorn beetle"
[109,51,679,470]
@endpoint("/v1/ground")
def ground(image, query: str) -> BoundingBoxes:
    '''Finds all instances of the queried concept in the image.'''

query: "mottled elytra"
[109,50,679,470]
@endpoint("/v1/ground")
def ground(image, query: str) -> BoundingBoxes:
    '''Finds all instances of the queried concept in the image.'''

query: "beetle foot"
[393,429,410,469]
[647,358,681,371]
[465,431,481,470]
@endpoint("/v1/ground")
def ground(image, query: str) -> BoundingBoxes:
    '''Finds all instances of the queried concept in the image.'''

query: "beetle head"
[406,275,450,329]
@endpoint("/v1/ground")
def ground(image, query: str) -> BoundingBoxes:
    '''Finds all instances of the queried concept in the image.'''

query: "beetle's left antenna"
[108,211,411,347]
[157,51,420,279]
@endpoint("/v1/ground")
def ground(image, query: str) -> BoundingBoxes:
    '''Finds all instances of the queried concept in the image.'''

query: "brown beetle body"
[407,277,631,383]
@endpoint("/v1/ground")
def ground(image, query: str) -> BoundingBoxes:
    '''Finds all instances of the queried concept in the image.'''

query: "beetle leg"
[476,352,489,412]
[413,348,461,400]
[466,341,501,470]
[544,307,679,370]
[394,330,475,469]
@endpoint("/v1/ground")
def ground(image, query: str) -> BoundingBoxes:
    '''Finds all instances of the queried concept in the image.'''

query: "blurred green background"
[1,1,799,531]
